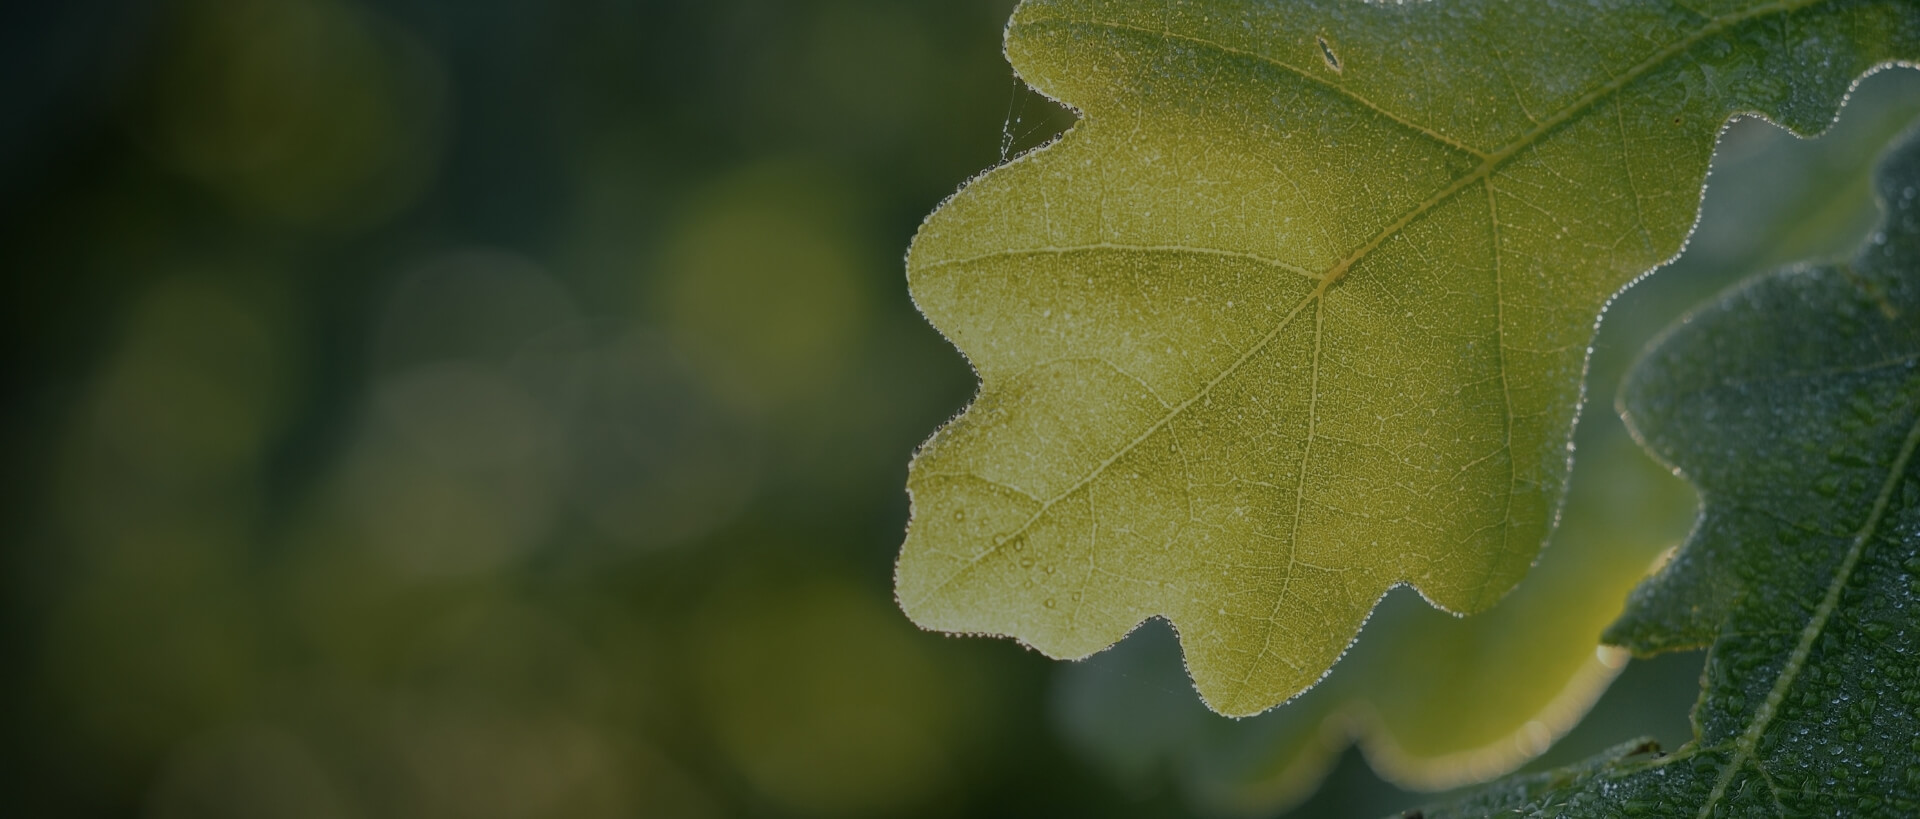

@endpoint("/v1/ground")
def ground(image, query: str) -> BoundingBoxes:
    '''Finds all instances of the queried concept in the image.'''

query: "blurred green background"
[3,1,1916,816]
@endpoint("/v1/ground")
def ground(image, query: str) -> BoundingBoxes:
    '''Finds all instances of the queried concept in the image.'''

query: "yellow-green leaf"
[896,0,1920,716]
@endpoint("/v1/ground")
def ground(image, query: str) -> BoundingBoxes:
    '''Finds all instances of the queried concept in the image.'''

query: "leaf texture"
[896,0,1920,716]
[1428,121,1920,819]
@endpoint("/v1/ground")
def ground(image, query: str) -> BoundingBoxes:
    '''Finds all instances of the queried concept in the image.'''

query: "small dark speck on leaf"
[1317,34,1342,73]
[1401,810,1424,819]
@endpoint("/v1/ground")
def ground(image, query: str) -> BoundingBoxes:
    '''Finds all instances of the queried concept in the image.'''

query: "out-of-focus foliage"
[1431,118,1920,819]
[1,1,1094,817]
[895,0,1920,718]
[1054,71,1920,818]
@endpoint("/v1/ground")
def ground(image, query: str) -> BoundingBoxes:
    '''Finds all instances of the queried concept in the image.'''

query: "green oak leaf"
[1055,77,1920,817]
[1427,122,1920,818]
[896,0,1920,716]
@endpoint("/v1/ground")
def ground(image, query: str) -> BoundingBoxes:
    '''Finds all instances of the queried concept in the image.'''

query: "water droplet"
[1019,556,1035,569]
[953,511,966,521]
[1044,598,1057,609]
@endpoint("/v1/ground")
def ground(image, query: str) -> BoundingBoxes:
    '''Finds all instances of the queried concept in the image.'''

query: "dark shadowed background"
[4,1,1916,816]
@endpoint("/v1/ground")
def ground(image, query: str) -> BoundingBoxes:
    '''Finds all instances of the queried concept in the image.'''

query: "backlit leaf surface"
[897,0,1920,715]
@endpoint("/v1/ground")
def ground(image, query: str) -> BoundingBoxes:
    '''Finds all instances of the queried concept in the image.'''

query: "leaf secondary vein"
[922,242,1320,280]
[1236,295,1324,699]
[910,0,1826,610]
[1484,179,1518,604]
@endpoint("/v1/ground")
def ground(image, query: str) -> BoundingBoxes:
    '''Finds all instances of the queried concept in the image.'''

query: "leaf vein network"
[910,0,1827,609]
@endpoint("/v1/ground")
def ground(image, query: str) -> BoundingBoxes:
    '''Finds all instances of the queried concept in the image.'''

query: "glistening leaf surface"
[1429,122,1920,819]
[897,0,1920,716]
